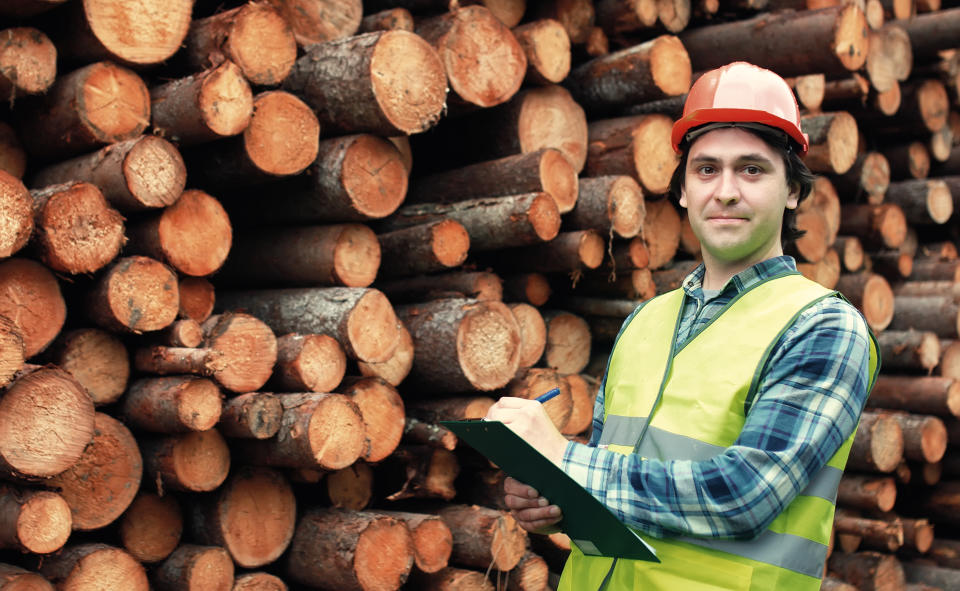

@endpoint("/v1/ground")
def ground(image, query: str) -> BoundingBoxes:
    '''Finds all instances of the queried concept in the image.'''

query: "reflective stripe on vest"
[558,273,880,591]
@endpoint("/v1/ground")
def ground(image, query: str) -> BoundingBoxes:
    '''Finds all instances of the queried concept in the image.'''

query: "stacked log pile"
[0,0,956,590]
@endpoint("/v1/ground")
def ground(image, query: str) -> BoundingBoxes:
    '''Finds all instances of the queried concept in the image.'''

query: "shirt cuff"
[562,440,619,494]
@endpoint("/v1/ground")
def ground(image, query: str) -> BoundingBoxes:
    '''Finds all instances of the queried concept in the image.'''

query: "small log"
[285,509,414,591]
[122,376,221,433]
[513,19,571,86]
[219,392,282,440]
[586,113,676,195]
[151,61,253,145]
[126,189,231,277]
[884,179,953,225]
[134,346,224,378]
[398,298,521,392]
[562,373,596,436]
[408,567,495,591]
[185,2,297,86]
[157,319,204,348]
[532,0,595,44]
[867,376,960,417]
[266,0,362,46]
[191,466,297,568]
[40,544,148,591]
[233,572,288,591]
[834,152,891,204]
[49,328,128,405]
[217,287,400,364]
[801,111,860,175]
[835,236,865,272]
[507,551,550,591]
[360,8,414,33]
[179,277,216,322]
[897,8,960,62]
[613,235,651,270]
[357,320,414,386]
[596,0,658,34]
[194,313,277,393]
[88,256,179,334]
[509,303,547,369]
[0,172,32,259]
[835,508,904,553]
[827,551,905,590]
[0,27,56,99]
[369,511,452,574]
[839,203,907,250]
[874,411,947,463]
[503,273,552,306]
[377,220,470,279]
[835,272,894,332]
[238,393,365,470]
[377,272,502,304]
[504,367,574,430]
[566,175,644,239]
[877,330,941,373]
[437,504,528,571]
[643,198,682,270]
[573,267,656,301]
[272,333,346,393]
[220,224,379,288]
[495,230,605,273]
[382,445,459,501]
[889,295,960,338]
[903,562,960,590]
[19,61,149,159]
[0,486,71,554]
[790,208,830,264]
[326,461,373,510]
[789,73,826,112]
[282,30,446,135]
[848,410,904,473]
[141,429,231,493]
[838,474,897,512]
[887,141,931,180]
[0,258,64,358]
[119,492,183,564]
[542,311,592,375]
[408,396,497,422]
[404,417,457,451]
[30,135,187,212]
[154,545,234,591]
[0,367,94,479]
[821,73,871,110]
[339,376,405,463]
[864,24,912,94]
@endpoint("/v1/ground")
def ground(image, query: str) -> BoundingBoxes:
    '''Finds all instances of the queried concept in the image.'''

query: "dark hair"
[667,124,816,246]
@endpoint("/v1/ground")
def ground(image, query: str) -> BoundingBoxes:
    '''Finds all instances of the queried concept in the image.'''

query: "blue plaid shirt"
[562,256,874,540]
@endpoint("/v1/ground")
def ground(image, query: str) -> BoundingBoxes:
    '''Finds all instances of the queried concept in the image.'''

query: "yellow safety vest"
[558,272,880,591]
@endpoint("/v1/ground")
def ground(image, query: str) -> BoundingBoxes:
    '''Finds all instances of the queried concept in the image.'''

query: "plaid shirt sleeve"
[562,296,874,540]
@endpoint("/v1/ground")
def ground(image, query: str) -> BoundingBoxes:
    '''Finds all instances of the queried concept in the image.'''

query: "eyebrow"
[689,153,776,166]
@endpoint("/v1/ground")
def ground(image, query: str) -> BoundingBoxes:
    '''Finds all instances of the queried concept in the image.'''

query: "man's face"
[679,127,799,271]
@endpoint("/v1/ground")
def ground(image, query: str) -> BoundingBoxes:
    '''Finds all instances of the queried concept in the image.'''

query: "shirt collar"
[681,256,798,300]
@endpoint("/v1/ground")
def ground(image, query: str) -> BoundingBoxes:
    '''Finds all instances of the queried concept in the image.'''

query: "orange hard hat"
[670,62,809,156]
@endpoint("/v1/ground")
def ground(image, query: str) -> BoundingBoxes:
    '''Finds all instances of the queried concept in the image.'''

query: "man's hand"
[504,476,563,534]
[484,396,569,466]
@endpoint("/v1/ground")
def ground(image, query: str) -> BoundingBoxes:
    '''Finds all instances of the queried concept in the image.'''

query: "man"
[485,61,879,590]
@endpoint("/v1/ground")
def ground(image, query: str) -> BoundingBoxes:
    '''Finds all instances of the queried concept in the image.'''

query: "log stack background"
[0,0,957,590]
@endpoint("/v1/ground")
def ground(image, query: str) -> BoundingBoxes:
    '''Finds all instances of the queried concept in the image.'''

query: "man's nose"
[715,169,740,204]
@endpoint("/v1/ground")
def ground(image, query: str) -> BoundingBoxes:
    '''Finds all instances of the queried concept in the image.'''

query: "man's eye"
[698,165,715,175]
[743,165,762,175]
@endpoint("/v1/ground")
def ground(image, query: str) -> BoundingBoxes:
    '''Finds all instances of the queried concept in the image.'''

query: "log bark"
[877,330,941,373]
[0,28,56,99]
[190,466,297,568]
[586,113,677,195]
[504,367,574,430]
[118,492,183,564]
[219,392,283,440]
[885,179,953,225]
[339,376,405,463]
[179,277,216,322]
[0,367,94,479]
[0,122,25,180]
[272,333,346,393]
[532,0,595,44]
[357,320,414,386]
[141,428,231,493]
[503,273,552,306]
[509,303,547,369]
[285,508,414,591]
[0,486,71,554]
[407,396,497,422]
[407,567,495,591]
[839,203,908,250]
[266,0,363,46]
[513,19,571,86]
[238,392,365,470]
[679,5,869,76]
[326,461,373,510]
[909,259,960,283]
[867,376,960,417]
[282,30,446,135]
[565,34,691,114]
[801,111,860,175]
[896,7,960,62]
[154,545,234,591]
[217,287,400,364]
[827,551,906,591]
[122,376,222,433]
[233,572,288,591]
[889,295,960,338]
[404,417,457,451]
[872,411,947,463]
[416,6,527,109]
[494,230,605,273]
[18,61,149,159]
[838,474,897,512]
[126,189,232,277]
[596,0,658,33]
[436,504,528,571]
[835,151,891,204]
[40,544,149,591]
[566,175,644,238]
[903,562,960,589]
[360,8,415,33]
[835,272,895,332]
[220,224,379,287]
[848,410,905,473]
[377,221,470,279]
[88,256,179,334]
[30,135,187,212]
[151,61,253,145]
[0,0,66,18]
[382,444,460,501]
[643,198,682,270]
[887,141,931,180]
[398,298,521,392]
[834,508,904,552]
[185,2,297,86]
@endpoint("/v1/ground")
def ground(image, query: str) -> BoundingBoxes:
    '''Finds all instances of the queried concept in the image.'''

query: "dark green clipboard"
[441,419,658,562]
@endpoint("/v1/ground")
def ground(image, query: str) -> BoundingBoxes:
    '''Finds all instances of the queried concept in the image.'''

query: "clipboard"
[441,419,658,562]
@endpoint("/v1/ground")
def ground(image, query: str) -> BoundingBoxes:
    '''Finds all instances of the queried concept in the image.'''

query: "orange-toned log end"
[516,86,588,174]
[220,392,282,440]
[862,274,895,332]
[327,462,373,510]
[151,60,253,143]
[410,518,453,574]
[431,220,471,268]
[509,303,546,368]
[458,301,522,391]
[84,0,191,65]
[410,567,494,590]
[441,505,528,571]
[0,171,33,258]
[355,516,415,591]
[370,30,447,135]
[178,277,215,322]
[124,376,222,433]
[926,180,954,224]
[0,564,55,590]
[90,256,179,334]
[608,176,645,239]
[203,313,278,393]
[578,230,606,269]
[42,545,149,590]
[33,182,124,274]
[233,572,288,591]
[0,27,57,95]
[157,429,231,492]
[124,135,187,210]
[357,320,413,387]
[309,394,368,470]
[0,368,94,479]
[225,3,297,86]
[562,374,595,436]
[514,18,571,85]
[876,205,907,249]
[329,224,380,288]
[342,377,405,463]
[794,209,829,263]
[835,4,870,71]
[267,0,362,46]
[860,152,890,198]
[341,134,409,220]
[528,192,562,242]
[0,315,23,389]
[119,493,183,564]
[276,333,346,393]
[508,368,573,430]
[155,189,232,277]
[81,62,151,144]
[156,545,234,591]
[540,148,578,214]
[346,290,401,364]
[857,414,903,473]
[47,413,142,531]
[545,312,592,375]
[245,91,319,177]
[631,114,677,195]
[0,489,71,554]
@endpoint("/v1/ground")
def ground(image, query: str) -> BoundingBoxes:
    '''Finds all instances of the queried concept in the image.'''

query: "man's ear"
[785,182,800,210]
[679,186,688,208]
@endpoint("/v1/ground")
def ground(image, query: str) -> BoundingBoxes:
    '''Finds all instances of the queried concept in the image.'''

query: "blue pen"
[535,387,561,403]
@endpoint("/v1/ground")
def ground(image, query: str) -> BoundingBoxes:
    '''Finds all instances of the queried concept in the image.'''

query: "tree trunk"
[217,287,400,364]
[877,330,941,373]
[150,61,253,145]
[339,376,406,463]
[801,111,860,175]
[509,303,547,369]
[31,135,187,212]
[40,544,149,591]
[282,30,446,135]
[835,152,891,204]
[141,429,231,493]
[827,551,905,591]
[368,510,453,574]
[219,392,283,440]
[885,179,953,225]
[531,0,594,43]
[864,24,912,94]
[642,198,682,270]
[266,0,363,46]
[503,273,552,306]
[897,7,960,61]
[178,277,216,322]
[398,298,521,392]
[378,271,503,303]
[835,272,895,332]
[19,61,150,159]
[566,175,644,239]
[838,474,897,512]
[867,376,960,417]
[377,221,471,279]
[122,376,222,433]
[357,320,415,386]
[873,411,948,463]
[436,504,528,572]
[0,367,94,479]
[118,492,183,564]
[839,203,908,250]
[154,545,234,591]
[789,73,826,112]
[407,396,497,422]
[88,255,179,334]
[586,113,676,195]
[0,486,71,554]
[360,8,415,33]
[325,461,373,510]
[190,466,297,568]
[404,417,458,451]
[185,2,297,86]
[835,508,904,552]
[495,229,605,273]
[504,367,574,430]
[513,19,571,86]
[849,411,905,473]
[596,0,658,33]
[889,295,960,338]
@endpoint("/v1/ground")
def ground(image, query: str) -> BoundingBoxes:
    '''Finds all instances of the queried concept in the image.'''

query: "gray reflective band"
[678,530,828,579]
[599,415,843,502]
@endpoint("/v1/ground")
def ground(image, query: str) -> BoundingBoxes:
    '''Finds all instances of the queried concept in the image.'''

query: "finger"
[515,504,561,524]
[503,477,539,498]
[504,493,547,511]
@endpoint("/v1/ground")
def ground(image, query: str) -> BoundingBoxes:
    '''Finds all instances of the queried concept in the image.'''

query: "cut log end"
[541,148,578,214]
[197,61,254,138]
[156,189,232,277]
[509,303,547,368]
[355,516,415,590]
[118,493,183,563]
[178,277,215,322]
[85,0,191,64]
[245,91,319,177]
[42,545,149,590]
[203,313,278,393]
[518,85,588,173]
[515,18,571,84]
[171,429,231,492]
[232,572,288,591]
[341,135,409,219]
[227,3,297,86]
[92,256,179,334]
[123,136,187,209]
[213,468,296,568]
[430,220,471,268]
[632,114,677,195]
[81,62,151,143]
[371,31,448,135]
[578,231,606,269]
[357,321,414,387]
[835,5,870,71]
[0,27,57,95]
[650,35,693,96]
[925,180,953,224]
[0,171,34,258]
[457,301,522,391]
[862,274,895,332]
[529,192,563,241]
[10,490,72,554]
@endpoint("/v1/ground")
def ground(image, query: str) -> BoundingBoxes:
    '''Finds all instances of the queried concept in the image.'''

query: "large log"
[531,0,595,44]
[838,474,897,512]
[87,256,179,334]
[40,544,149,591]
[272,333,346,393]
[848,410,905,473]
[513,18,572,86]
[835,272,894,332]
[436,504,528,572]
[867,376,960,417]
[566,175,644,238]
[509,303,547,369]
[141,428,231,493]
[191,466,297,568]
[839,203,908,250]
[834,151,891,204]
[0,27,56,98]
[0,172,32,259]
[877,330,941,373]
[801,111,860,175]
[266,0,362,46]
[0,486,71,554]
[0,258,65,357]
[834,508,904,552]
[585,113,677,195]
[896,7,960,61]
[827,551,906,591]
[339,376,405,463]
[889,295,960,338]
[885,179,953,225]
[504,367,574,430]
[493,229,605,273]
[282,30,446,135]
[153,545,234,591]
[122,376,222,433]
[357,320,414,387]
[377,221,470,279]
[903,562,960,590]
[118,492,183,564]
[219,392,283,440]
[368,511,453,574]
[382,444,460,502]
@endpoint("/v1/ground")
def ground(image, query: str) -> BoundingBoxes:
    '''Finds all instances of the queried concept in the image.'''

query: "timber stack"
[0,0,956,589]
